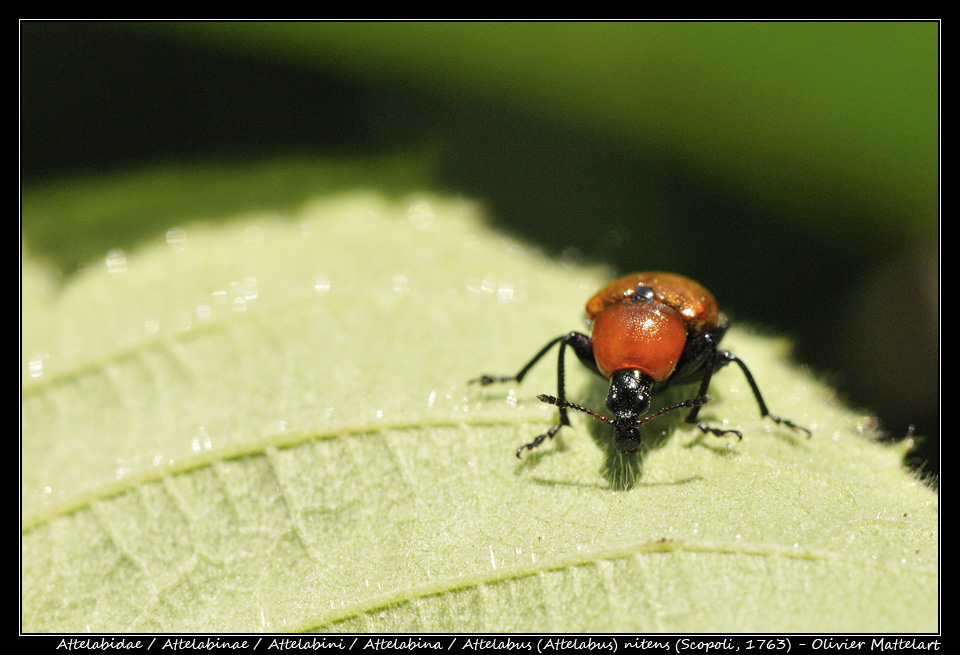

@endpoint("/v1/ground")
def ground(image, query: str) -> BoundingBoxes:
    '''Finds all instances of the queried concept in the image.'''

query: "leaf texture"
[22,193,937,632]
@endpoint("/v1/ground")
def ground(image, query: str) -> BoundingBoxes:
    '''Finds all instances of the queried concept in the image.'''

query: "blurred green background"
[20,21,939,476]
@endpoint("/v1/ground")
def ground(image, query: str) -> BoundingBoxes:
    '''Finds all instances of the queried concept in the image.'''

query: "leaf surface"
[22,193,937,632]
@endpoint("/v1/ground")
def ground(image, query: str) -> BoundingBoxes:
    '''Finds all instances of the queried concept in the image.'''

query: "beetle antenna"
[539,394,713,427]
[537,394,614,425]
[639,395,712,425]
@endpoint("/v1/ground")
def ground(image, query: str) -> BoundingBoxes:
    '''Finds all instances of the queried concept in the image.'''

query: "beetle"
[472,272,810,457]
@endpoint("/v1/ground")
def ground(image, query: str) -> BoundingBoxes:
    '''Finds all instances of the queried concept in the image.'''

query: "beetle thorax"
[592,301,687,381]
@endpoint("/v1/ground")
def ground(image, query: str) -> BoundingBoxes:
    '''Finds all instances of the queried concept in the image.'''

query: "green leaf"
[22,192,936,632]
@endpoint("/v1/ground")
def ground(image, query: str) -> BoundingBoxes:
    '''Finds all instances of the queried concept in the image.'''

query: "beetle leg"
[471,331,597,385]
[677,333,742,439]
[515,332,596,456]
[471,336,565,385]
[516,423,564,457]
[693,421,744,440]
[667,322,728,387]
[717,352,812,437]
[473,332,596,456]
[683,341,811,438]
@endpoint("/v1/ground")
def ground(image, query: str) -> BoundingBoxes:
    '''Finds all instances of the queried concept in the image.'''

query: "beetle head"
[606,369,652,417]
[606,369,653,454]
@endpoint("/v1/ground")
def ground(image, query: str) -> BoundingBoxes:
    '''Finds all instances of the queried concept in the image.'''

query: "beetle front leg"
[516,423,565,457]
[472,332,596,457]
[514,332,595,456]
[680,333,743,439]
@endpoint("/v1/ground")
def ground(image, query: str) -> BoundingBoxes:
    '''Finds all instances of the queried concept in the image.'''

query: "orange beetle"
[474,272,809,457]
